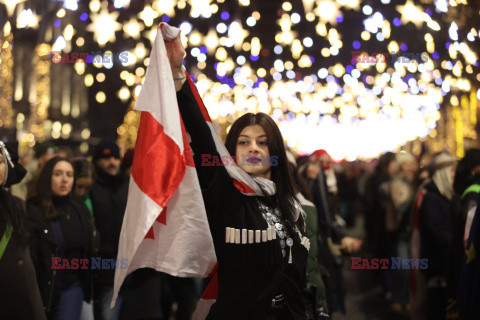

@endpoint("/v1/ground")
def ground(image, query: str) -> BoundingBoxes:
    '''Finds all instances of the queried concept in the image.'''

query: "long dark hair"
[0,189,27,240]
[225,113,304,233]
[36,157,75,220]
[289,162,315,203]
[377,152,396,175]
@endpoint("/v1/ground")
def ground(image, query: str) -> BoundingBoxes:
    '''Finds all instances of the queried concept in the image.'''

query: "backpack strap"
[461,184,480,199]
[0,223,13,261]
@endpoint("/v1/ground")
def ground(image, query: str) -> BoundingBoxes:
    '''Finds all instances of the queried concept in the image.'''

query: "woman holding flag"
[164,29,312,320]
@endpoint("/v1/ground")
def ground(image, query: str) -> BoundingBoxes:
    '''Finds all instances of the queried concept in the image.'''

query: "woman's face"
[0,154,5,185]
[387,159,399,176]
[401,160,418,180]
[51,161,74,197]
[306,163,321,179]
[235,125,271,179]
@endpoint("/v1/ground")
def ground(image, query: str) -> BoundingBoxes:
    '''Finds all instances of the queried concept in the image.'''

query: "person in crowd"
[11,141,58,200]
[18,147,36,169]
[297,156,361,314]
[288,152,330,319]
[0,141,46,320]
[387,152,418,313]
[445,148,480,316]
[453,148,480,247]
[364,152,399,300]
[418,152,457,320]
[456,195,480,320]
[89,142,166,320]
[409,157,435,320]
[73,160,97,320]
[27,157,93,320]
[89,140,129,320]
[73,160,95,217]
[415,165,431,190]
[57,146,74,160]
[336,161,360,227]
[310,150,341,222]
[168,35,310,319]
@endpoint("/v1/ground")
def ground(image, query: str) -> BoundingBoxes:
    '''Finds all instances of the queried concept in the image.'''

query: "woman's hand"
[340,236,362,254]
[165,37,186,78]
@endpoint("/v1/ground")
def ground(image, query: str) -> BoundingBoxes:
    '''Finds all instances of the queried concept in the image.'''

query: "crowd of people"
[359,149,480,320]
[0,130,479,320]
[0,139,203,320]
[1,131,478,320]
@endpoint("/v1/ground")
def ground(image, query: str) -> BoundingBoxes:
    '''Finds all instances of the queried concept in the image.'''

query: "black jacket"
[89,169,128,286]
[177,81,308,320]
[419,182,453,280]
[27,196,93,312]
[0,194,46,320]
[447,176,480,297]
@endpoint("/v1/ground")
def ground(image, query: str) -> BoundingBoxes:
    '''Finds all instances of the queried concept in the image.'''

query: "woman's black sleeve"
[176,80,228,190]
[26,203,41,266]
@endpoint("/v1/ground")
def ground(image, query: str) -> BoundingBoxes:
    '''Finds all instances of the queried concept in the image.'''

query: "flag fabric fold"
[111,22,216,307]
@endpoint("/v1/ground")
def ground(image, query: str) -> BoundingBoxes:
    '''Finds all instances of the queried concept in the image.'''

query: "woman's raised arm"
[165,37,186,91]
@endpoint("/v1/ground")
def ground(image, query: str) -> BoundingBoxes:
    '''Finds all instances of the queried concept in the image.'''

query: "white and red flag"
[111,23,216,307]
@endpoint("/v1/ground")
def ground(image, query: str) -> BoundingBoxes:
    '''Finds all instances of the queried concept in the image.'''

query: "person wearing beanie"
[89,140,128,320]
[0,141,46,320]
[311,149,338,195]
[418,152,457,320]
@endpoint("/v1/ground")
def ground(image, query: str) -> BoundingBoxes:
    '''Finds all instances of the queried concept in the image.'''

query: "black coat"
[419,182,453,280]
[447,176,480,297]
[177,81,308,320]
[89,170,128,286]
[0,194,46,320]
[27,196,93,312]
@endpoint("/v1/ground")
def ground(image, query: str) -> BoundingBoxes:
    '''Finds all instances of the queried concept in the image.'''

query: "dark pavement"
[332,215,410,320]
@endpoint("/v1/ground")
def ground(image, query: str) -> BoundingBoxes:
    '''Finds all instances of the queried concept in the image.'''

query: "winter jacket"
[89,169,128,286]
[27,196,93,312]
[419,182,453,280]
[0,194,46,320]
[177,80,308,320]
